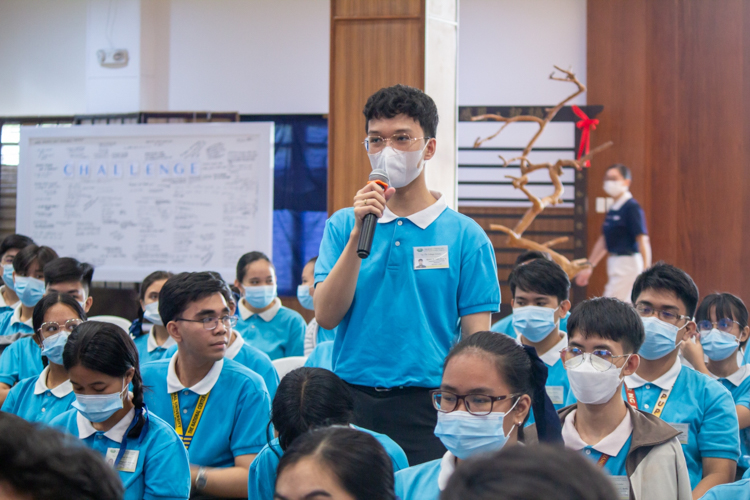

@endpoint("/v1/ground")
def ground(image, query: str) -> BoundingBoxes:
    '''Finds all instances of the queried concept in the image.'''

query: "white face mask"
[603,180,628,198]
[566,354,630,405]
[367,143,428,189]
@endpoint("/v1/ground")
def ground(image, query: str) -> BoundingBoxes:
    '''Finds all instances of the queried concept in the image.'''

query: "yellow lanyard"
[625,385,671,419]
[171,391,210,449]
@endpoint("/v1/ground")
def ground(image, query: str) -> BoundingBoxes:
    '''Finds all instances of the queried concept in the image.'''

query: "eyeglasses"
[174,316,237,331]
[363,134,428,153]
[37,319,83,336]
[634,304,691,325]
[560,347,631,372]
[697,318,741,334]
[430,390,520,416]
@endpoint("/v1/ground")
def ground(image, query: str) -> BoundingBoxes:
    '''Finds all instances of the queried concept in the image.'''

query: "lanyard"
[115,406,148,468]
[171,391,210,449]
[597,453,610,467]
[624,385,671,419]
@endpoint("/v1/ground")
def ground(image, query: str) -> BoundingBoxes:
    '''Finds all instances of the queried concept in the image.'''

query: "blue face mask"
[2,264,15,291]
[72,383,127,423]
[143,301,163,326]
[701,329,740,361]
[41,331,70,365]
[244,284,277,309]
[639,317,684,361]
[512,305,559,342]
[14,276,45,308]
[434,402,518,460]
[297,285,314,310]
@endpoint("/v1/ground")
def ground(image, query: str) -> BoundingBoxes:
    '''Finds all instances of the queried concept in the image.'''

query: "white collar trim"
[146,329,176,353]
[378,191,448,230]
[610,191,633,211]
[437,451,457,491]
[539,333,567,366]
[76,407,135,443]
[225,330,244,360]
[239,297,281,322]
[713,364,750,386]
[33,365,73,397]
[10,303,32,327]
[563,408,633,457]
[166,352,223,395]
[625,357,681,390]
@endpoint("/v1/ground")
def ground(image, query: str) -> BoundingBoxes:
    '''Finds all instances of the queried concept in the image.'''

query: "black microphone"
[357,169,390,259]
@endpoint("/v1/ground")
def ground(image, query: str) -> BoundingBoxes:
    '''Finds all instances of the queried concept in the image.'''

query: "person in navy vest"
[575,164,651,302]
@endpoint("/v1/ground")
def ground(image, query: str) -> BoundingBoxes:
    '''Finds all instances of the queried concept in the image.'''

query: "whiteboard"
[17,122,274,283]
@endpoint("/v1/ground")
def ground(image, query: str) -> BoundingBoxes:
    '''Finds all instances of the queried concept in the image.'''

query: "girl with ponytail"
[395,331,562,500]
[50,321,191,500]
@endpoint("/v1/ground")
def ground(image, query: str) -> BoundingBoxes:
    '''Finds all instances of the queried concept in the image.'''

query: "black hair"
[43,257,94,293]
[696,293,749,348]
[631,261,699,317]
[305,256,318,266]
[33,292,88,336]
[514,250,551,267]
[158,272,229,325]
[567,297,645,353]
[272,367,354,452]
[63,321,144,409]
[139,270,174,302]
[236,251,272,284]
[440,444,618,500]
[363,84,439,139]
[13,245,59,276]
[276,426,395,500]
[0,412,124,500]
[0,233,34,259]
[207,271,235,308]
[606,163,632,181]
[509,258,570,303]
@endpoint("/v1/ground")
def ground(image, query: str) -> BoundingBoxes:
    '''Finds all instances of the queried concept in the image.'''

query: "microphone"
[357,169,390,259]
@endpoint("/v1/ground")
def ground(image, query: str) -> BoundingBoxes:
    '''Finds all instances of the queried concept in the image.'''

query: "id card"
[413,246,449,270]
[668,423,689,445]
[545,386,564,405]
[105,448,139,472]
[609,476,630,500]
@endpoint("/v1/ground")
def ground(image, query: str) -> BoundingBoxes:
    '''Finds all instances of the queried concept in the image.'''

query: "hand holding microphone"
[353,169,395,258]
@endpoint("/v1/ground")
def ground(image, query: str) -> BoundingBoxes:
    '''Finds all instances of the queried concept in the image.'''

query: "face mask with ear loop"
[566,353,632,405]
[367,141,430,189]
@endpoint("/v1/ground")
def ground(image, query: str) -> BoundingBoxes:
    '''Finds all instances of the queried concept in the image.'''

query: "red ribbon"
[572,105,598,167]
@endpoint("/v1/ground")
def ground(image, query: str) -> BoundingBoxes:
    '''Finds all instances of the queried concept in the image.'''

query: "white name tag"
[546,386,564,405]
[668,423,689,445]
[105,448,139,472]
[610,476,630,500]
[413,245,449,270]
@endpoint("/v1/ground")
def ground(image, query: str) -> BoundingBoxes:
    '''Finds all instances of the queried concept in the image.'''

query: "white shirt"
[609,191,633,211]
[225,330,245,360]
[437,451,458,491]
[146,329,176,353]
[379,191,448,230]
[239,297,281,322]
[9,302,32,328]
[625,357,681,390]
[563,408,633,457]
[77,407,135,443]
[33,365,73,398]
[515,332,567,367]
[167,352,223,395]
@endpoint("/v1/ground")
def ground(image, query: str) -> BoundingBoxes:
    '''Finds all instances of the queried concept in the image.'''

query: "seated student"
[626,263,739,497]
[1,293,85,423]
[233,252,305,360]
[130,271,175,364]
[0,234,34,313]
[303,340,334,371]
[50,322,190,500]
[274,426,396,500]
[248,366,408,500]
[298,257,336,355]
[491,251,569,339]
[681,293,750,477]
[395,331,561,500]
[140,272,271,499]
[556,297,691,499]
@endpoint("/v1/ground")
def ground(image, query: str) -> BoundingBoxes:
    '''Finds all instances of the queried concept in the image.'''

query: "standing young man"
[314,84,501,464]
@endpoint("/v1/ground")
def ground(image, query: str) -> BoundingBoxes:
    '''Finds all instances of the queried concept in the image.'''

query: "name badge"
[668,423,689,445]
[413,246,449,270]
[609,476,630,500]
[545,386,564,405]
[105,448,139,473]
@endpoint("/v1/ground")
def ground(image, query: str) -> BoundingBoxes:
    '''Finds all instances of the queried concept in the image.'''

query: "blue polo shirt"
[235,300,305,360]
[602,194,647,255]
[491,313,569,339]
[699,478,750,500]
[1,367,75,423]
[140,356,271,467]
[51,407,191,500]
[315,200,500,388]
[715,365,750,469]
[249,425,408,500]
[624,361,740,489]
[526,333,570,425]
[133,332,176,365]
[0,336,43,386]
[303,341,334,371]
[0,306,33,337]
[395,456,442,500]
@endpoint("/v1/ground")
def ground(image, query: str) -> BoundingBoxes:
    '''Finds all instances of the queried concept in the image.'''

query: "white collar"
[166,352,223,395]
[239,297,281,322]
[437,451,457,491]
[225,330,244,360]
[378,191,448,230]
[76,407,135,443]
[625,357,681,390]
[146,329,176,353]
[10,303,32,327]
[33,365,73,397]
[563,408,633,457]
[610,191,633,211]
[539,333,567,366]
[712,364,750,387]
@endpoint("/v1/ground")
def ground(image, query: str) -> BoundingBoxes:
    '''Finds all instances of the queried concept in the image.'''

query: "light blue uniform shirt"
[699,478,750,500]
[525,332,569,425]
[140,356,271,467]
[715,364,750,469]
[1,366,75,423]
[133,330,176,365]
[315,201,500,388]
[51,407,191,500]
[235,299,305,360]
[249,425,408,500]
[0,306,33,337]
[491,313,569,339]
[0,336,43,386]
[303,341,334,371]
[395,457,442,500]
[624,360,740,489]
[317,326,336,343]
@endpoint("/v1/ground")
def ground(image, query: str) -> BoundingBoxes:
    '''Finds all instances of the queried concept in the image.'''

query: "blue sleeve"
[230,378,272,456]
[457,237,501,317]
[736,379,750,410]
[698,381,741,460]
[251,350,279,401]
[142,434,191,500]
[314,210,351,286]
[286,313,306,358]
[0,341,20,386]
[1,381,20,413]
[247,446,280,500]
[491,315,516,339]
[379,437,409,472]
[626,202,647,238]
